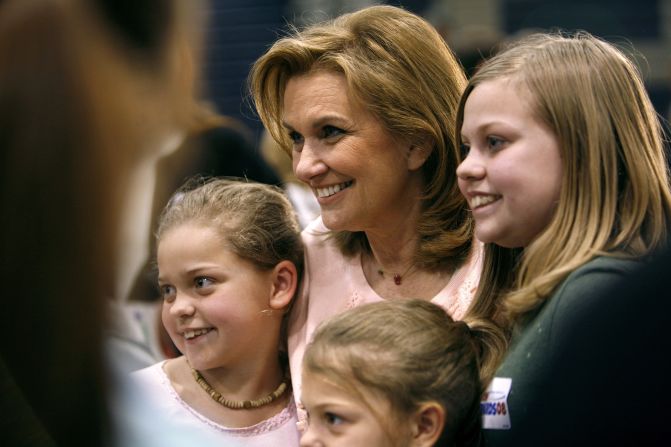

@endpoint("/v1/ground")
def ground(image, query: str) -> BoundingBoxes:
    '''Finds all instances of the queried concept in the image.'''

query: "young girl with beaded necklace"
[131,178,303,446]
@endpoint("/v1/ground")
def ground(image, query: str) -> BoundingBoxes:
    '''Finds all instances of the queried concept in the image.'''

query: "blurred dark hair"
[92,0,173,57]
[0,0,203,444]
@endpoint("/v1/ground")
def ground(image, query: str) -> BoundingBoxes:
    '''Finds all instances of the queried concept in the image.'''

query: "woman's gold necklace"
[376,261,415,285]
[190,368,288,410]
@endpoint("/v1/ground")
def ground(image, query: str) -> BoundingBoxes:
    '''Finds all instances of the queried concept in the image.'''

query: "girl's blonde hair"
[249,5,471,272]
[157,178,304,278]
[303,300,485,447]
[459,33,671,341]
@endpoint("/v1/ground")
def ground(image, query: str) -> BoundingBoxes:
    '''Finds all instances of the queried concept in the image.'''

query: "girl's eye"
[322,125,345,140]
[486,136,506,151]
[159,284,176,302]
[460,143,471,158]
[324,412,345,426]
[195,277,214,289]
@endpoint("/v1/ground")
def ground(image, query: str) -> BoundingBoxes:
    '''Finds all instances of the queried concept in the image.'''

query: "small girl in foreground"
[131,178,303,446]
[300,299,486,447]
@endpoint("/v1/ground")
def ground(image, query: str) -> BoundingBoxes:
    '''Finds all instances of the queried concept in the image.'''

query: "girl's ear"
[407,139,433,171]
[409,402,445,447]
[268,260,298,311]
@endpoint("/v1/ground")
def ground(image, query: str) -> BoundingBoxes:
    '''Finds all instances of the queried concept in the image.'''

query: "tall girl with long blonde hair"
[456,32,671,442]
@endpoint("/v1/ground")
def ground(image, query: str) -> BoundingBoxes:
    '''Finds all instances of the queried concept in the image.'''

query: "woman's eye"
[159,284,176,302]
[287,130,304,153]
[322,125,344,139]
[288,130,303,145]
[487,136,506,151]
[194,277,214,289]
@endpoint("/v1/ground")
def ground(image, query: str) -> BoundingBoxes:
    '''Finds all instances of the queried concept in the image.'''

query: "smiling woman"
[249,6,501,422]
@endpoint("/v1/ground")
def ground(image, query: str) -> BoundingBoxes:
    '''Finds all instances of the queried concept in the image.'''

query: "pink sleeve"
[432,240,483,320]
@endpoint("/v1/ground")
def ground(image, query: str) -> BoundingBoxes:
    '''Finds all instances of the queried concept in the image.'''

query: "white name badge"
[481,377,512,430]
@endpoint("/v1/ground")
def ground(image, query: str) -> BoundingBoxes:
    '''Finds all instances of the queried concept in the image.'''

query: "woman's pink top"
[287,217,483,423]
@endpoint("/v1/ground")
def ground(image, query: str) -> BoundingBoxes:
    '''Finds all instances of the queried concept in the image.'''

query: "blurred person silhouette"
[102,0,284,373]
[105,0,288,372]
[0,0,210,445]
[111,0,211,310]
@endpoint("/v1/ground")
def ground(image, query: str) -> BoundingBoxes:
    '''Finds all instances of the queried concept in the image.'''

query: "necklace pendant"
[393,274,402,285]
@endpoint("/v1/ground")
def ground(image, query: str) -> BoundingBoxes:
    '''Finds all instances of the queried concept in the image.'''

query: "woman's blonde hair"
[249,5,471,271]
[303,300,485,447]
[458,32,671,336]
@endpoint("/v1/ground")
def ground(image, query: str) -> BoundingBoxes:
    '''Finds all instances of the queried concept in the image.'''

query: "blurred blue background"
[198,0,671,145]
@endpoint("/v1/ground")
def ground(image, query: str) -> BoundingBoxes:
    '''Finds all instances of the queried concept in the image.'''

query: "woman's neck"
[364,209,421,272]
[361,230,437,300]
[367,233,418,274]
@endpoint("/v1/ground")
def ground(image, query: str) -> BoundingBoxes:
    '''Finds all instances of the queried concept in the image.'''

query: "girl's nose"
[168,292,195,318]
[299,421,320,447]
[456,151,486,181]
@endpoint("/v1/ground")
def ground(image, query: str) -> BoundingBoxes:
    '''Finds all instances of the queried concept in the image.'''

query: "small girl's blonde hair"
[157,177,304,277]
[303,300,485,446]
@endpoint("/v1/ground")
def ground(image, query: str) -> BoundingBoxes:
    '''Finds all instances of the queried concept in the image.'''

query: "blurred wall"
[200,0,671,144]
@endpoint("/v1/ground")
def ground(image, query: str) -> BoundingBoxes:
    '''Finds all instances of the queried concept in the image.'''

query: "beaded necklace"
[190,368,288,410]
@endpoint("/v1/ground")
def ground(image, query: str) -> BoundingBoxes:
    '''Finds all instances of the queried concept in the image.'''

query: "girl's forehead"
[462,78,536,130]
[158,222,225,247]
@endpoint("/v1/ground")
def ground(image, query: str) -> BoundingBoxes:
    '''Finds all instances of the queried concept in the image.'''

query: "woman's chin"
[321,214,352,232]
